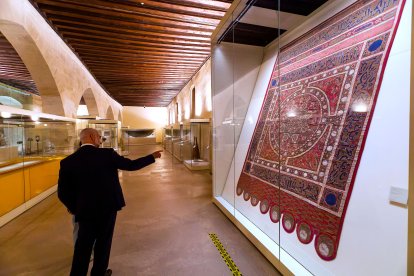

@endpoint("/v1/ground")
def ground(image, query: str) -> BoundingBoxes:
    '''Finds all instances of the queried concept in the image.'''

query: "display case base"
[212,196,308,276]
[184,159,210,170]
[0,185,57,228]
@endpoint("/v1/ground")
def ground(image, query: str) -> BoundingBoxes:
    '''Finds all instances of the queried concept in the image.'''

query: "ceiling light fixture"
[0,111,12,118]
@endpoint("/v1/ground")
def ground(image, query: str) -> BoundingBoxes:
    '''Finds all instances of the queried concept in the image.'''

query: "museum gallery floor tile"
[0,145,280,276]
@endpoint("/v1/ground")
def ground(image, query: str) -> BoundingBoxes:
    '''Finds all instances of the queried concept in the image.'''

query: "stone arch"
[105,105,115,120]
[117,110,123,122]
[81,88,98,116]
[0,20,65,116]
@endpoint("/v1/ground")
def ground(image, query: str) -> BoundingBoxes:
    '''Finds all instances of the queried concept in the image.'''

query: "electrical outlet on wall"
[389,186,408,206]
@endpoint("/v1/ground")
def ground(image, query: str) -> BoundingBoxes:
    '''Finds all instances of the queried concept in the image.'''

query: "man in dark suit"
[58,128,162,276]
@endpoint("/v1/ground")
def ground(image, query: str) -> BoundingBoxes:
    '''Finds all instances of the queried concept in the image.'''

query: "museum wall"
[213,0,411,275]
[122,106,167,143]
[0,0,122,119]
[167,59,213,124]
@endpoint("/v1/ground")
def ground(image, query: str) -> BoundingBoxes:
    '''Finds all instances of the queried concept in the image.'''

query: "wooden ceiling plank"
[104,81,192,85]
[114,0,225,18]
[118,95,177,99]
[116,91,179,94]
[36,1,219,27]
[146,0,231,11]
[93,73,193,78]
[79,53,206,63]
[54,0,227,19]
[82,54,203,67]
[110,86,187,90]
[47,13,213,36]
[39,7,215,33]
[67,38,210,54]
[107,79,188,83]
[0,68,26,72]
[51,19,211,41]
[71,44,208,58]
[84,58,201,66]
[85,64,200,71]
[94,70,196,75]
[62,32,210,51]
[81,54,203,64]
[118,94,179,97]
[96,75,195,81]
[56,26,210,47]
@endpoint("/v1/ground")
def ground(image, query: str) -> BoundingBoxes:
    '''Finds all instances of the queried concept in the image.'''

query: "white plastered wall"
[167,59,213,123]
[122,107,167,143]
[213,0,411,274]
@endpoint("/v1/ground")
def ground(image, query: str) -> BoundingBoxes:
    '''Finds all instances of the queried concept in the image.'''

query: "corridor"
[0,145,280,276]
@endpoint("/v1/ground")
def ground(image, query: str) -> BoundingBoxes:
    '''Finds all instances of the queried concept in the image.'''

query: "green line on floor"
[209,233,242,276]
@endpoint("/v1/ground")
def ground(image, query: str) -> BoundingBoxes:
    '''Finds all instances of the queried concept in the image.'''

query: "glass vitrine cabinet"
[0,107,78,225]
[163,126,172,153]
[183,119,211,170]
[119,127,130,155]
[0,112,77,160]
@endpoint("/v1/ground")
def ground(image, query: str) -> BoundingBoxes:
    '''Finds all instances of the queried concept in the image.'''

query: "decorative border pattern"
[236,0,406,260]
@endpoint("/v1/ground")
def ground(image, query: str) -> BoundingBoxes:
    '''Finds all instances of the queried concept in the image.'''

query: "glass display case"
[119,127,130,156]
[163,126,172,153]
[182,119,211,170]
[172,124,184,161]
[163,124,185,163]
[0,106,78,225]
[211,0,411,275]
[122,128,155,145]
[0,113,76,160]
[0,82,41,112]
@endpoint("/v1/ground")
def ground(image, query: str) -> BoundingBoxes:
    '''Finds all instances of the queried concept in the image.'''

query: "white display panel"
[212,43,264,202]
[213,0,411,274]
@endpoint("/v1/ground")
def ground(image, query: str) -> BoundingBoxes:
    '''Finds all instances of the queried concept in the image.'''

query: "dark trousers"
[70,211,117,276]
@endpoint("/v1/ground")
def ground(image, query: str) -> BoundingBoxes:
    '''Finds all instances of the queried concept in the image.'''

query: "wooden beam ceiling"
[29,0,232,106]
[0,33,39,95]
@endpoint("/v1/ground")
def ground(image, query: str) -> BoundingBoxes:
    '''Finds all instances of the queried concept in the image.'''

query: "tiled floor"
[0,145,281,276]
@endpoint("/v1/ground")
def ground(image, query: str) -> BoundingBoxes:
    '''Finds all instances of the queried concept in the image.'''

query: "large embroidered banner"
[236,0,406,260]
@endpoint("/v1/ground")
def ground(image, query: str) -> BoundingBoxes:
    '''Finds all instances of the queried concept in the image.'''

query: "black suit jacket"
[58,145,155,221]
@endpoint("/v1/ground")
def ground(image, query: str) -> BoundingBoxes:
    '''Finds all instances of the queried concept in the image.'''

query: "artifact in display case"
[183,119,211,170]
[87,120,120,149]
[0,107,78,223]
[163,126,172,153]
[0,82,41,111]
[171,124,186,161]
[122,128,155,145]
[0,112,77,161]
[171,125,182,161]
[119,127,130,156]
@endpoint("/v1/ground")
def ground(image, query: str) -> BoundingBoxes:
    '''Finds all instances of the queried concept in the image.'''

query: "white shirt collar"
[81,143,96,147]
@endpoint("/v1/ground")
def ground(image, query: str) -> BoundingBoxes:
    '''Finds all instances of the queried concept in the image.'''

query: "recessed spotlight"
[140,2,144,5]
